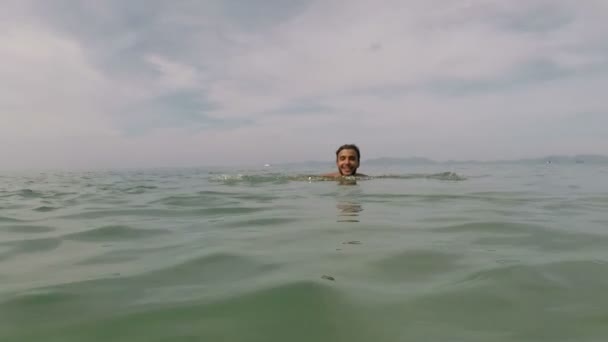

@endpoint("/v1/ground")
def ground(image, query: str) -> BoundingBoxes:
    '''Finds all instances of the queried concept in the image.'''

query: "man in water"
[322,144,367,177]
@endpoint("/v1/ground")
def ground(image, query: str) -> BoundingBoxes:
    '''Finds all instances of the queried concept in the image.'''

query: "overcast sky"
[2,0,607,169]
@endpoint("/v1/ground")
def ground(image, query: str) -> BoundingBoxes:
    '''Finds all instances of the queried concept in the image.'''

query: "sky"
[1,0,607,169]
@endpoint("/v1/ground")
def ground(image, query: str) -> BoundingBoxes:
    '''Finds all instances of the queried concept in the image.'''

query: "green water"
[1,163,608,341]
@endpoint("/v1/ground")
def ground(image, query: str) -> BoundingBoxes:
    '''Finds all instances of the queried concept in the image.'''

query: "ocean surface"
[1,162,608,341]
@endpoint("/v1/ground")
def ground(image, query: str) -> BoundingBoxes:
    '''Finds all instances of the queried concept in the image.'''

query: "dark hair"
[335,144,361,160]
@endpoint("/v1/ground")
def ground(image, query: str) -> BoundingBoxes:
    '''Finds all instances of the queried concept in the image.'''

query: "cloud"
[145,54,200,90]
[1,0,607,169]
[209,0,606,109]
[0,24,119,139]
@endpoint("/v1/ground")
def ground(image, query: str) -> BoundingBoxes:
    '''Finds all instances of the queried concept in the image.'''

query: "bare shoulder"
[321,172,341,177]
[320,172,368,178]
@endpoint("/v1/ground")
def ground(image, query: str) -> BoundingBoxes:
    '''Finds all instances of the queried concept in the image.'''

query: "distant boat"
[264,164,271,167]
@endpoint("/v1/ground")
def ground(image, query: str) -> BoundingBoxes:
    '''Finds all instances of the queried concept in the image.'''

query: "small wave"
[0,280,341,342]
[77,252,140,265]
[16,189,45,198]
[0,238,62,259]
[579,196,608,205]
[208,171,467,184]
[48,191,79,199]
[150,191,265,207]
[300,175,367,182]
[2,189,75,199]
[373,172,467,181]
[33,206,59,212]
[134,252,279,285]
[220,217,301,228]
[460,260,608,290]
[121,185,159,194]
[370,249,463,281]
[0,216,21,223]
[56,207,267,220]
[64,225,170,242]
[1,225,55,233]
[208,174,291,184]
[432,221,545,234]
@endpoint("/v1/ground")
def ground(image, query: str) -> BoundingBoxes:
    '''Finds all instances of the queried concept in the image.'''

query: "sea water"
[1,162,607,341]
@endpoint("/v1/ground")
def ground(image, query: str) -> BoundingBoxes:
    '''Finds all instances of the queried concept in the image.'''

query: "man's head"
[335,144,361,176]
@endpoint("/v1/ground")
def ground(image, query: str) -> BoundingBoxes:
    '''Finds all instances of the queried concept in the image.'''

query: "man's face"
[336,149,360,176]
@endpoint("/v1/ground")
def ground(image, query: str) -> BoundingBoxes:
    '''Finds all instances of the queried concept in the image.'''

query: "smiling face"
[336,148,360,176]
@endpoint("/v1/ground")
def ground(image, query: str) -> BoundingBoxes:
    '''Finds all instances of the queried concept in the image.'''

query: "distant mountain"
[365,155,608,165]
[273,155,608,167]
[521,155,608,164]
[365,157,437,165]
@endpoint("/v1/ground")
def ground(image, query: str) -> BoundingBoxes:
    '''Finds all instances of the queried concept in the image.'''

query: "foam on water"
[207,171,467,184]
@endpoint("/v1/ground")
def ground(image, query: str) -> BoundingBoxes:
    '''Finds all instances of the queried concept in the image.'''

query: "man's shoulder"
[321,172,341,177]
[320,172,368,177]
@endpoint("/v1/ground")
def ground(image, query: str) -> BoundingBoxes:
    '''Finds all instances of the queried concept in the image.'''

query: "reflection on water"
[336,181,363,222]
[337,201,363,222]
[337,178,358,186]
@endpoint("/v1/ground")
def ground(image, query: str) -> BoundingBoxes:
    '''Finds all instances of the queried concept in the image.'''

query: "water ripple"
[64,225,170,242]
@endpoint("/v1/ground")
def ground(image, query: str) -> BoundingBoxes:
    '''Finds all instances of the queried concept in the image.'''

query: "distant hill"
[274,155,608,167]
[365,157,437,165]
[530,155,608,164]
[362,155,608,165]
[484,155,608,164]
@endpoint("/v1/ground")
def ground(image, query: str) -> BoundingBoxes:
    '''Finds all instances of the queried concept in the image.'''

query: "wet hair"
[335,144,361,161]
